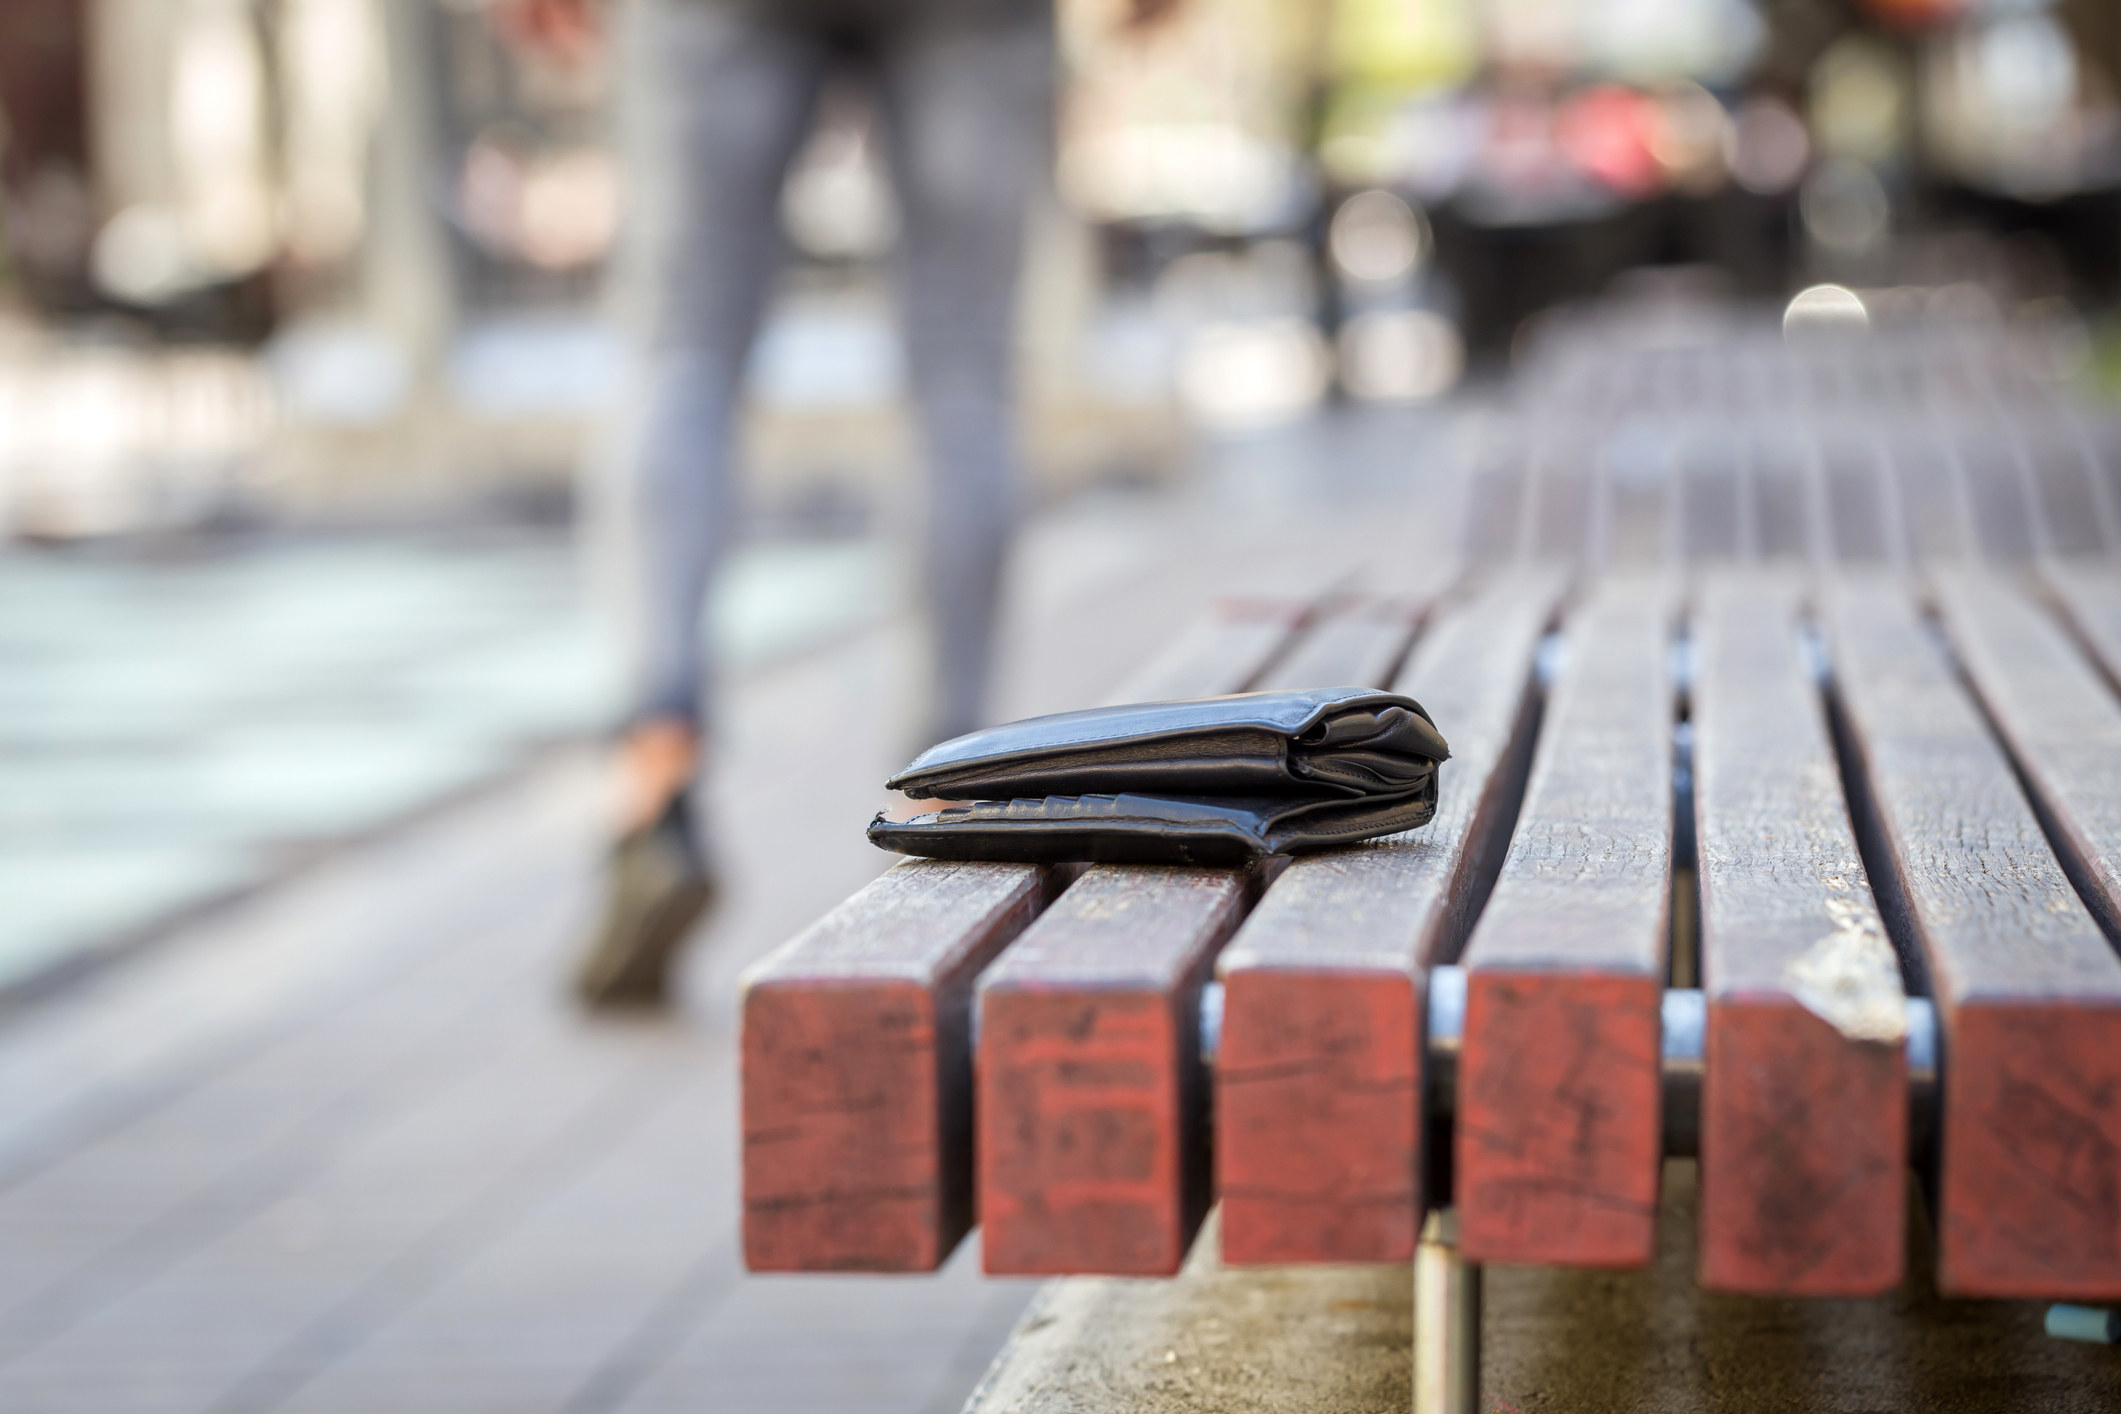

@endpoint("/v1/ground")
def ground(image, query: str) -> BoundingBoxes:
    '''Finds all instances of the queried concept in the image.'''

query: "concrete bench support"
[963,1211,1414,1414]
[961,1210,1486,1414]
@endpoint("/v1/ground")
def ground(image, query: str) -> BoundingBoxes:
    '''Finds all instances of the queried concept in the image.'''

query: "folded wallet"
[868,687,1449,866]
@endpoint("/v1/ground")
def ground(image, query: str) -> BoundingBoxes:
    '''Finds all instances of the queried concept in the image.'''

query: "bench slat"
[1693,572,1907,1296]
[2082,419,2121,549]
[1250,600,1423,694]
[1217,569,1564,1265]
[1886,436,1970,562]
[1531,446,1593,560]
[1462,443,1529,560]
[1114,608,1308,705]
[1751,438,1814,560]
[1457,578,1674,1267]
[1959,432,2041,561]
[978,865,1253,1275]
[1603,435,1675,566]
[2024,430,2108,557]
[2043,562,2121,695]
[1819,439,1896,565]
[1824,577,2121,1297]
[1680,437,1741,561]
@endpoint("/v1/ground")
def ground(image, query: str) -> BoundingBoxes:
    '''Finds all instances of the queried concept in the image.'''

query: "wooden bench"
[737,327,2121,1411]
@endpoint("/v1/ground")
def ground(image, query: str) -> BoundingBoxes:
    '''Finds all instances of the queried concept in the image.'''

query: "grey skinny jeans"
[607,0,1053,744]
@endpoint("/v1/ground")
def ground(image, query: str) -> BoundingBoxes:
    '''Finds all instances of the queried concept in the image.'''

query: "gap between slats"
[1810,616,1936,1004]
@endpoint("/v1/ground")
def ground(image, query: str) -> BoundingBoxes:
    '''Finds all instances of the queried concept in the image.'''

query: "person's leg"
[609,0,832,815]
[582,0,828,1004]
[874,1,1055,747]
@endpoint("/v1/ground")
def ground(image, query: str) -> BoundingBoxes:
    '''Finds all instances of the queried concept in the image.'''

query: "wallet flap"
[888,688,1447,802]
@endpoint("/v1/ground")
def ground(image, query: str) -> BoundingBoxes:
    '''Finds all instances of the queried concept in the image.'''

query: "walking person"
[495,0,1172,1006]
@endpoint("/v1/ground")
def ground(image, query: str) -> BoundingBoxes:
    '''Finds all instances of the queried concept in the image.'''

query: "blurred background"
[0,1,2117,1409]
[2,0,2114,532]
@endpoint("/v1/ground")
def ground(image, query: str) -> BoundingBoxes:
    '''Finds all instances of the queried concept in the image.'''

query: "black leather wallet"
[869,688,1448,865]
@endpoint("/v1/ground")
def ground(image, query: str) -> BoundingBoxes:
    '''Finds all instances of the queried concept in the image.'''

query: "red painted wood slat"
[1693,572,1906,1296]
[1456,577,1674,1268]
[977,864,1253,1275]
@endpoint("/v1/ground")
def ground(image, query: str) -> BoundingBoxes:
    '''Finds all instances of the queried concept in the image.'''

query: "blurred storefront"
[0,0,2117,539]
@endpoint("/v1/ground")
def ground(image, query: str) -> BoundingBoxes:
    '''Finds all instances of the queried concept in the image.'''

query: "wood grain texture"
[1824,438,1900,565]
[1751,437,1814,560]
[1957,432,2040,561]
[741,860,1054,1271]
[1216,570,1565,1265]
[1938,568,2121,941]
[1679,437,1741,561]
[1692,573,1907,1297]
[977,865,1251,1275]
[2022,429,2108,557]
[1462,442,1530,560]
[1108,542,1360,705]
[1603,433,1675,566]
[2079,418,2121,549]
[1250,598,1426,695]
[1885,436,1971,562]
[1531,446,1593,560]
[1824,577,2121,1297]
[1113,607,1309,705]
[2044,561,2121,698]
[1456,577,1674,1267]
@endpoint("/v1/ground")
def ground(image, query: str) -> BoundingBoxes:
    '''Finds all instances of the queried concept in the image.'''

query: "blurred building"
[0,0,2117,539]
